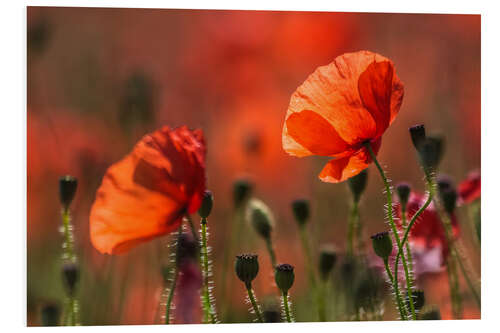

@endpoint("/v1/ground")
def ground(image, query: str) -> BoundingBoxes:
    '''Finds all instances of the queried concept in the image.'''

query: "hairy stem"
[265,237,277,269]
[200,218,218,323]
[384,258,407,320]
[282,292,293,323]
[245,283,263,323]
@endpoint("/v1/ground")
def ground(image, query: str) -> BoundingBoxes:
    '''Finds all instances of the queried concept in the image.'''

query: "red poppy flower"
[396,192,460,261]
[458,170,481,204]
[282,50,404,183]
[89,126,206,255]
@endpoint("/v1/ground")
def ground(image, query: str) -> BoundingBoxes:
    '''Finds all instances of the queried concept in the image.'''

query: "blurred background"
[27,7,480,325]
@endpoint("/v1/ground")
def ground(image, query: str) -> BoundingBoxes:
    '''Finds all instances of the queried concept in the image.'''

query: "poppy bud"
[418,136,445,172]
[418,305,441,320]
[246,198,274,239]
[395,182,411,208]
[198,190,213,218]
[235,254,259,287]
[371,231,393,260]
[347,169,368,203]
[440,188,458,215]
[406,289,425,311]
[318,245,337,281]
[291,199,310,227]
[233,178,253,208]
[275,263,295,293]
[436,174,454,193]
[62,262,79,296]
[40,303,60,326]
[409,124,426,151]
[59,175,77,209]
[176,232,199,266]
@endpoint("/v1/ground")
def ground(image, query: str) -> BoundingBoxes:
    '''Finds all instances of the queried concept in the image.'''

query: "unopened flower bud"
[235,254,259,287]
[41,303,60,326]
[436,174,454,193]
[176,232,198,266]
[275,263,295,293]
[396,182,411,208]
[418,136,445,172]
[348,169,368,203]
[371,231,393,260]
[62,262,79,296]
[198,190,213,218]
[409,124,426,151]
[59,175,77,209]
[291,199,310,227]
[406,289,425,311]
[246,198,274,239]
[418,305,441,320]
[318,245,337,281]
[441,188,457,215]
[233,178,253,208]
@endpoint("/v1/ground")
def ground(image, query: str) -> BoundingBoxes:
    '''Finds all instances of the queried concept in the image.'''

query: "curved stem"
[165,267,178,324]
[61,208,79,325]
[245,283,263,323]
[282,292,293,323]
[383,259,406,320]
[200,218,217,323]
[347,201,358,257]
[401,207,415,286]
[365,142,415,320]
[265,237,277,269]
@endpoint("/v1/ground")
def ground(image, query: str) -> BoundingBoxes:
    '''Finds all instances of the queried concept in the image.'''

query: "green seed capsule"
[275,263,295,293]
[371,231,393,260]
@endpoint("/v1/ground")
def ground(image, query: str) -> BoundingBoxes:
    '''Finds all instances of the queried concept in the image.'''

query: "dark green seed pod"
[40,303,60,326]
[233,178,253,208]
[198,190,214,218]
[235,254,259,286]
[409,124,426,151]
[291,199,310,227]
[246,198,274,239]
[396,182,411,208]
[62,262,79,296]
[418,305,441,320]
[418,136,445,172]
[347,169,368,203]
[59,175,78,209]
[371,231,393,260]
[318,245,337,281]
[441,188,458,215]
[275,263,295,293]
[406,289,425,311]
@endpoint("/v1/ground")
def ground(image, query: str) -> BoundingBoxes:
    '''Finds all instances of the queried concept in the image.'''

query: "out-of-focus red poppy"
[396,192,460,261]
[458,170,481,204]
[282,50,404,183]
[89,126,206,255]
[174,261,202,324]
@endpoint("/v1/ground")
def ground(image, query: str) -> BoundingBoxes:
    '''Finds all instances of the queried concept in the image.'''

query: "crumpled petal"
[89,126,206,255]
[283,50,404,158]
[318,138,381,183]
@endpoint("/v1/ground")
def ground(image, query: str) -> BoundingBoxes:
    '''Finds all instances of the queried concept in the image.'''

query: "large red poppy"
[89,126,206,254]
[458,170,481,204]
[282,50,404,183]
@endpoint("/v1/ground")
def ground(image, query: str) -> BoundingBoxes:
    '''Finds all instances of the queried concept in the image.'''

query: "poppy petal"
[89,126,206,254]
[285,110,350,156]
[318,138,381,183]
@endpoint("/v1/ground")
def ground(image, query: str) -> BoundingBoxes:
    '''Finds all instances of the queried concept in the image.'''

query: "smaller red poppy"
[89,126,206,255]
[396,192,460,261]
[458,170,481,204]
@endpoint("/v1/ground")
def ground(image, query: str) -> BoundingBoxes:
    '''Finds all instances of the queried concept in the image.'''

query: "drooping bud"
[40,303,60,326]
[371,231,393,260]
[246,198,274,239]
[406,289,425,311]
[176,232,199,266]
[291,199,310,227]
[59,175,78,209]
[61,262,79,296]
[275,264,295,293]
[235,254,259,287]
[441,188,458,215]
[418,305,441,320]
[233,178,253,208]
[395,182,411,208]
[198,190,213,218]
[409,124,426,151]
[347,169,368,203]
[318,245,337,281]
[418,136,445,172]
